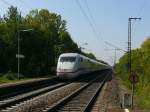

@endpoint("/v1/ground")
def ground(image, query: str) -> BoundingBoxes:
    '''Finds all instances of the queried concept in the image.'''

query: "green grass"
[0,77,31,84]
[135,85,150,109]
[119,77,150,109]
[0,72,53,84]
[0,73,31,84]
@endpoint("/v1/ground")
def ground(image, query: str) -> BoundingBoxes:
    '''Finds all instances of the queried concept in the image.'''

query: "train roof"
[59,53,90,59]
[59,53,79,57]
[59,53,109,66]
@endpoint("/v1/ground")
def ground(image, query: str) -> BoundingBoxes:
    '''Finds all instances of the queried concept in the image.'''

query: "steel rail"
[0,82,67,111]
[43,71,111,112]
[1,70,110,112]
[0,72,98,111]
[83,72,110,112]
[0,77,59,100]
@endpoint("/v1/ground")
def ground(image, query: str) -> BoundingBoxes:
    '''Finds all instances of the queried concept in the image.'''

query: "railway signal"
[129,72,139,84]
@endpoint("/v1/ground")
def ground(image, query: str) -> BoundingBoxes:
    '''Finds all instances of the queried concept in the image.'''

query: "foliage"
[85,53,96,59]
[115,37,150,109]
[0,72,30,84]
[0,6,98,77]
[2,71,24,80]
[0,6,82,77]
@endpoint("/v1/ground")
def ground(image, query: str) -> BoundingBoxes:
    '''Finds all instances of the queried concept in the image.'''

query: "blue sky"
[0,0,150,65]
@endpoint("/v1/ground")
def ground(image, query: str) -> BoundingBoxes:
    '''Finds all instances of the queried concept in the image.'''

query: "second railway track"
[44,71,110,112]
[0,70,111,112]
[0,82,66,109]
[0,77,59,100]
[0,77,69,111]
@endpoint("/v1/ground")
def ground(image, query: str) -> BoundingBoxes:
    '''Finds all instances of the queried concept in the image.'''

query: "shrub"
[2,71,24,80]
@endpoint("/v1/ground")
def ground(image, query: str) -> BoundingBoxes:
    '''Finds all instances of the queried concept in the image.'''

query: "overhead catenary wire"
[1,0,26,16]
[19,0,33,10]
[131,0,147,39]
[84,0,97,30]
[105,41,127,52]
[84,0,104,41]
[1,0,11,6]
[119,1,146,53]
[136,0,148,17]
[75,0,101,42]
[76,0,110,62]
[18,0,34,17]
[83,0,109,61]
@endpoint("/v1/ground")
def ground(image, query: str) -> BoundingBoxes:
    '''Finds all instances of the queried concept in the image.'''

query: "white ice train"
[56,53,111,79]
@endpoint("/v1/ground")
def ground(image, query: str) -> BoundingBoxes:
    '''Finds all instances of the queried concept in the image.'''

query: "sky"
[0,0,150,65]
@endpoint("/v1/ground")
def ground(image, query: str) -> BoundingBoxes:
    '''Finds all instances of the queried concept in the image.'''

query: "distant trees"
[0,6,98,77]
[115,37,150,108]
[0,6,80,76]
[115,37,150,84]
[85,53,96,60]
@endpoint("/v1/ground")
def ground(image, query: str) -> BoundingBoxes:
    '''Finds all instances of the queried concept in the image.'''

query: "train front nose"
[57,63,76,78]
[57,70,69,78]
[56,56,77,78]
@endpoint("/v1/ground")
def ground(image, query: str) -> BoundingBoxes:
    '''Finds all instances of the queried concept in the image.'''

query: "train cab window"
[60,57,76,62]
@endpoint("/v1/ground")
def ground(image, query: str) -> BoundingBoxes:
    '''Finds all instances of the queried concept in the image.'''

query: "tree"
[0,6,82,76]
[85,53,96,60]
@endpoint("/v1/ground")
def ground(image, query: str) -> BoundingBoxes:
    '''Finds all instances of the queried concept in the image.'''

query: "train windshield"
[60,57,76,62]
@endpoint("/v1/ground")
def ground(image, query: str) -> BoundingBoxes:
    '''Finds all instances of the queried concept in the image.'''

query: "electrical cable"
[75,0,100,42]
[1,0,26,15]
[84,0,103,41]
[76,0,110,61]
[132,0,147,38]
[19,0,32,10]
[1,0,11,6]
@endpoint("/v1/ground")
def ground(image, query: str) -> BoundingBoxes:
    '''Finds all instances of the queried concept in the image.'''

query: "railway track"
[0,77,59,100]
[0,70,111,112]
[0,77,69,111]
[43,71,110,112]
[0,82,66,109]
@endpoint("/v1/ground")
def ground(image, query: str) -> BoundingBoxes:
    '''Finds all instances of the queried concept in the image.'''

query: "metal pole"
[128,18,131,78]
[18,31,20,80]
[128,17,141,109]
[17,29,33,80]
[128,18,133,109]
[114,48,117,66]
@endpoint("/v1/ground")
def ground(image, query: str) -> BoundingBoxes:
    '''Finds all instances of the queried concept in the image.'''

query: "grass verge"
[0,73,30,84]
[118,75,150,109]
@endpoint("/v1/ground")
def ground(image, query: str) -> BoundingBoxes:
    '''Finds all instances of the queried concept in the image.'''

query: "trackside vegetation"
[0,72,31,84]
[115,37,150,109]
[0,6,97,81]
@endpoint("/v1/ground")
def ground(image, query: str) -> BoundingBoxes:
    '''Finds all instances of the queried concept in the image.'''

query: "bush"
[2,71,24,80]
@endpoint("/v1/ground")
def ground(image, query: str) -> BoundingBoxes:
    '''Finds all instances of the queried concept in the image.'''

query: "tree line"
[0,6,96,77]
[115,37,150,108]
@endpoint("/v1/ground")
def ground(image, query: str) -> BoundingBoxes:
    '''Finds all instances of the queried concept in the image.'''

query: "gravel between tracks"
[91,75,121,112]
[2,82,86,112]
[91,75,150,112]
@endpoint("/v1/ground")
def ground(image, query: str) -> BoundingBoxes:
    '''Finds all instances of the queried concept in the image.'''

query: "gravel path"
[91,75,121,112]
